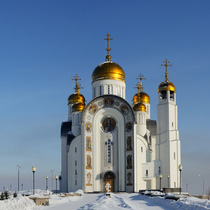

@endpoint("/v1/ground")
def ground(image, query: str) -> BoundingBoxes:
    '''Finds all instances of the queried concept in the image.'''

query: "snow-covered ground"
[0,189,209,210]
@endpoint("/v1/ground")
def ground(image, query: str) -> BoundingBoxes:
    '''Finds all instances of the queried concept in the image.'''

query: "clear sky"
[0,0,209,195]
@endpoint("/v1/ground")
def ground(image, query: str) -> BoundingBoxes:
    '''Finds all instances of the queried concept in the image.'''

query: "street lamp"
[178,164,183,194]
[167,175,170,188]
[159,174,162,191]
[50,170,54,191]
[32,166,36,195]
[198,174,205,195]
[55,175,58,194]
[46,176,48,190]
[17,165,20,191]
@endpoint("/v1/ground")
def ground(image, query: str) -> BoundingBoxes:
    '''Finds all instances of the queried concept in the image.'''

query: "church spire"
[161,59,172,82]
[72,74,83,94]
[104,33,113,61]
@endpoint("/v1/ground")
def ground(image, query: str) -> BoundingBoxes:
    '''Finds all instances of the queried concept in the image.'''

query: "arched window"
[160,91,167,100]
[127,155,132,169]
[108,85,110,94]
[170,91,174,101]
[100,86,102,95]
[93,87,96,97]
[127,172,132,185]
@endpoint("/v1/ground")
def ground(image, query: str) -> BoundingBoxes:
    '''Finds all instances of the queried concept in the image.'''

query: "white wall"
[60,137,68,192]
[93,108,125,192]
[72,112,82,136]
[92,79,126,99]
[156,90,181,189]
[68,135,82,192]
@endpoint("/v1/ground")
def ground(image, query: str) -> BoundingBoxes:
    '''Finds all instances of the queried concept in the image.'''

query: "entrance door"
[105,174,114,192]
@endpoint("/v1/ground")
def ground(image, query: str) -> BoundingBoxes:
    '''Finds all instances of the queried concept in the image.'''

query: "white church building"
[60,34,181,193]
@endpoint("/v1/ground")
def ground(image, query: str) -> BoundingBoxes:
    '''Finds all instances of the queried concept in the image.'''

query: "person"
[87,173,91,184]
[87,156,91,168]
[86,138,91,150]
[86,123,91,132]
[104,118,115,132]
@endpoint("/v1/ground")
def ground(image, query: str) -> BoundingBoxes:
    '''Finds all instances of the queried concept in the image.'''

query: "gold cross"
[72,74,83,93]
[104,33,113,61]
[161,59,172,82]
[136,73,146,92]
[134,82,141,94]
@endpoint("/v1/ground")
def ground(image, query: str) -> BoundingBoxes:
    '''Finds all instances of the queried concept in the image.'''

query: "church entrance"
[104,172,115,192]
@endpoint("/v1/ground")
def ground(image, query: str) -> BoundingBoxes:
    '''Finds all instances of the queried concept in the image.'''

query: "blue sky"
[0,0,209,195]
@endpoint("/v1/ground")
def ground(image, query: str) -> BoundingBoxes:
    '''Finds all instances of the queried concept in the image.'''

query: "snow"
[0,196,36,210]
[0,190,209,210]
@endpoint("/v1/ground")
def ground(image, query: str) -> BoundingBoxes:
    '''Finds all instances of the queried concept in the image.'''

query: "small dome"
[68,93,85,105]
[133,102,146,112]
[158,81,176,93]
[72,103,85,112]
[140,92,150,104]
[132,92,150,106]
[92,62,126,83]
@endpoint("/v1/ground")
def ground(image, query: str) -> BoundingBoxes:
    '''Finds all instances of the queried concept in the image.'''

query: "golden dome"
[68,93,85,105]
[132,94,139,106]
[132,92,150,106]
[92,62,126,83]
[133,102,146,112]
[158,81,176,93]
[140,92,150,104]
[72,102,85,112]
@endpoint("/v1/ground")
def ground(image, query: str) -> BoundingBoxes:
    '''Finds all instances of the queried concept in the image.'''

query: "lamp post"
[46,176,48,190]
[178,164,183,194]
[159,174,162,191]
[32,166,36,195]
[50,170,54,191]
[198,174,205,195]
[167,175,170,188]
[55,175,58,194]
[17,165,20,191]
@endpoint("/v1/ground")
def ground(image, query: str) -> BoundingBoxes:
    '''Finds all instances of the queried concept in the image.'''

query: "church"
[60,33,181,193]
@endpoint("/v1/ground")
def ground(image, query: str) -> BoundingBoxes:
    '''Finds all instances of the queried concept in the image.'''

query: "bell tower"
[156,59,181,190]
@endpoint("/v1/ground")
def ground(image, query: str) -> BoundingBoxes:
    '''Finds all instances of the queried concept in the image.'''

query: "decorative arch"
[82,95,135,192]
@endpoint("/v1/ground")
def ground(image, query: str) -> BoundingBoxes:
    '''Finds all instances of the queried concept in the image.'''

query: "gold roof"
[133,102,146,112]
[158,81,176,92]
[72,102,85,112]
[68,74,85,105]
[132,92,150,106]
[92,62,126,83]
[158,59,176,92]
[133,74,150,106]
[68,93,85,105]
[92,33,126,83]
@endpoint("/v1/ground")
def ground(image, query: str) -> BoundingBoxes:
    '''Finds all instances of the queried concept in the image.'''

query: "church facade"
[60,34,181,193]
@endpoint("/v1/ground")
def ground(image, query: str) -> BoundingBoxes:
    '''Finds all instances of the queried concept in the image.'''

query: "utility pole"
[50,170,54,191]
[17,165,20,191]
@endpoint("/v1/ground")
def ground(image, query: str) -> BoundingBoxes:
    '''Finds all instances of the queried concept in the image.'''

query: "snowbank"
[0,196,36,210]
[0,190,209,210]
